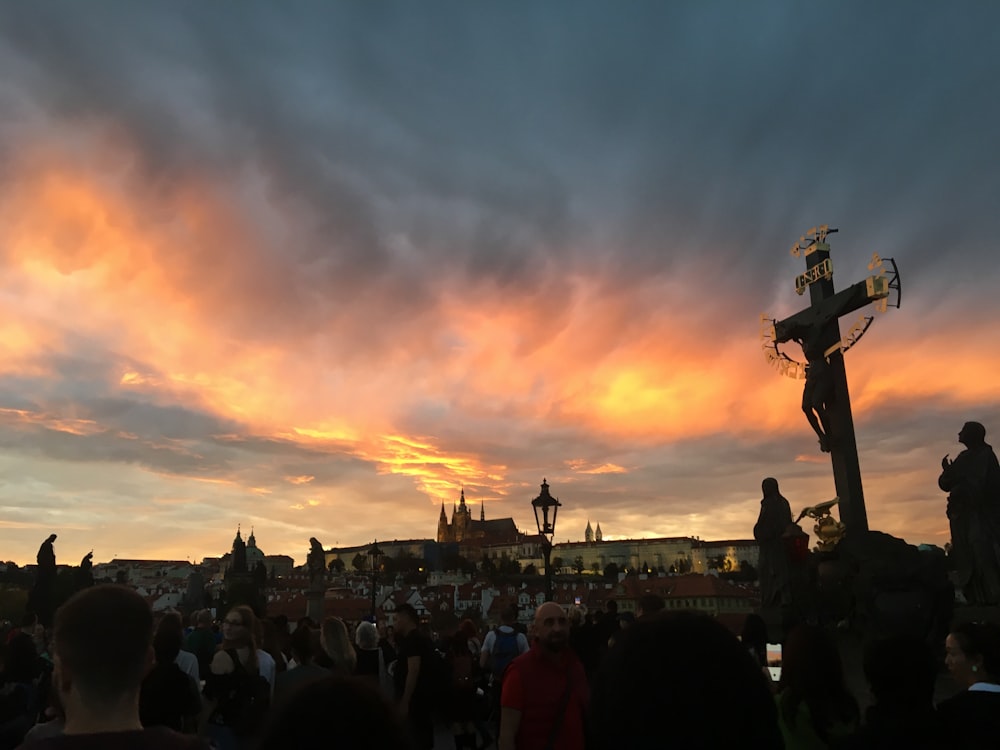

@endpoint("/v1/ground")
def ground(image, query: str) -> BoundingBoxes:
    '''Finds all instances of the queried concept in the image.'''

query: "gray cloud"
[0,2,998,563]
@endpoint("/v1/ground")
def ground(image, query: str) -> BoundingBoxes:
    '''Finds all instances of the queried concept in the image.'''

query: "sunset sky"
[1,2,998,566]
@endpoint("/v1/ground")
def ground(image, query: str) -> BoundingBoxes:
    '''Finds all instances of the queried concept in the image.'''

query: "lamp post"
[367,540,383,618]
[531,478,561,602]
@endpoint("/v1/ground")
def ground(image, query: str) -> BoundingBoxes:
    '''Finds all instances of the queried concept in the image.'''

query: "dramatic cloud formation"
[1,2,998,564]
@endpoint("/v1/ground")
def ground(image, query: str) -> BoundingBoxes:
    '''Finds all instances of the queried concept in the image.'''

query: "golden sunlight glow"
[0,140,996,563]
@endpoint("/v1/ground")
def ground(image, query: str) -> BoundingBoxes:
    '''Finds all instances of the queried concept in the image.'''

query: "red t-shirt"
[500,644,588,750]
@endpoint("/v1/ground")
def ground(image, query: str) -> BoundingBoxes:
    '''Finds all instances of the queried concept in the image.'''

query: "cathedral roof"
[469,518,520,545]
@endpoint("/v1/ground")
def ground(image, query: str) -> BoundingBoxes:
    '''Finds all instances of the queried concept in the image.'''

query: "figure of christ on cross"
[769,229,893,534]
[792,320,835,453]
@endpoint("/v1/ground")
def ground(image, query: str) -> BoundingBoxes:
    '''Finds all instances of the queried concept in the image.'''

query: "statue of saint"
[37,533,57,572]
[76,550,95,589]
[939,421,1000,605]
[307,537,326,589]
[753,478,794,607]
[28,533,59,626]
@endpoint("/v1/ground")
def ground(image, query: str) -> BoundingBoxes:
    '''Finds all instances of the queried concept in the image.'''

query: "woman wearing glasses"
[202,606,273,750]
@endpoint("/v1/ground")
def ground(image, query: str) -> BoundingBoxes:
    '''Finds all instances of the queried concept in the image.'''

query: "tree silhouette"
[573,556,586,575]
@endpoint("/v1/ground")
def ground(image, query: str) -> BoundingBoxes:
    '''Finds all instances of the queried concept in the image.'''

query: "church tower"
[438,502,449,543]
[455,488,472,542]
[585,520,594,543]
[230,526,248,576]
[595,523,603,543]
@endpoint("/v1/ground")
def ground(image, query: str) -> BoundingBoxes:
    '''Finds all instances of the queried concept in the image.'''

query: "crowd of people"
[2,584,1000,749]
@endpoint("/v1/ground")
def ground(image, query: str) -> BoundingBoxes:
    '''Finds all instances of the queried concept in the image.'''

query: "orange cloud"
[0,134,996,565]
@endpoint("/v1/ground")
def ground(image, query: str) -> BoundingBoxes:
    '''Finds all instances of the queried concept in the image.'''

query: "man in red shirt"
[499,602,588,750]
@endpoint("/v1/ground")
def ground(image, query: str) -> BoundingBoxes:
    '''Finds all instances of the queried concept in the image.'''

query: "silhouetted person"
[635,594,664,619]
[937,621,1000,750]
[776,624,859,748]
[754,478,794,608]
[75,552,94,591]
[256,676,410,750]
[740,613,773,688]
[275,624,328,701]
[939,421,1000,605]
[393,603,435,750]
[23,584,208,749]
[183,610,217,678]
[591,611,782,749]
[840,634,951,749]
[0,630,42,747]
[140,623,201,733]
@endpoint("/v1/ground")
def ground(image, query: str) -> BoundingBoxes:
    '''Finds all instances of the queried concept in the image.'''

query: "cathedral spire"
[439,502,447,521]
[585,520,594,543]
[595,522,603,542]
[480,500,485,522]
[459,487,467,508]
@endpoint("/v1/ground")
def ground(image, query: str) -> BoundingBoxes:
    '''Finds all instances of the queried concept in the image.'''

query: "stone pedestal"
[306,588,324,622]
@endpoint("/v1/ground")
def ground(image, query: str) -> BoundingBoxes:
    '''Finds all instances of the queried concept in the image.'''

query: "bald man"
[499,602,588,750]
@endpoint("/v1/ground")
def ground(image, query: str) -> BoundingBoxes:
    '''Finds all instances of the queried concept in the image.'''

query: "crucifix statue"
[761,226,900,534]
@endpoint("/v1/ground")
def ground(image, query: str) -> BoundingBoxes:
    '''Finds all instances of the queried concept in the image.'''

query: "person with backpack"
[480,605,529,742]
[202,606,272,750]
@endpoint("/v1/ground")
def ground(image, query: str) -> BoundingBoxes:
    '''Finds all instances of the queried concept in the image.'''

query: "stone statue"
[794,327,834,453]
[37,534,57,571]
[753,478,794,607]
[307,537,326,590]
[76,550,94,589]
[939,421,1000,605]
[28,533,58,626]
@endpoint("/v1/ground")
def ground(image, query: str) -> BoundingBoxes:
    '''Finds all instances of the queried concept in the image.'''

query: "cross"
[770,226,892,534]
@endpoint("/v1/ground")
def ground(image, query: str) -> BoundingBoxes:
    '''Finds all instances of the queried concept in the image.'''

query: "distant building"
[552,528,758,576]
[584,521,604,544]
[217,528,293,579]
[437,489,521,547]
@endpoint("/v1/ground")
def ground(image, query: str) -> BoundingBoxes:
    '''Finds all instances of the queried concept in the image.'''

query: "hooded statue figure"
[754,478,793,607]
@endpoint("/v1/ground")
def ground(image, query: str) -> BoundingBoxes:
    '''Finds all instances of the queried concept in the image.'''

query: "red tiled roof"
[324,597,377,622]
[663,574,755,599]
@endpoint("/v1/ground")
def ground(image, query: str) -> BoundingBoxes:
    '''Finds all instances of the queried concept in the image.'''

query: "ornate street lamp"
[367,540,383,618]
[531,478,561,602]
